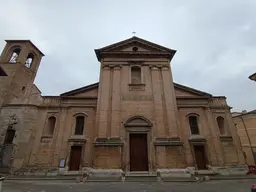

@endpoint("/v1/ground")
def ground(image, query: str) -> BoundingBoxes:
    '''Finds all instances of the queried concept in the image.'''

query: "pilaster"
[96,65,112,138]
[204,108,222,165]
[161,66,179,138]
[110,65,121,137]
[150,66,166,138]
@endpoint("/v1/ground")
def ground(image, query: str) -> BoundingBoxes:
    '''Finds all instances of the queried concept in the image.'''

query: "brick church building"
[0,37,245,176]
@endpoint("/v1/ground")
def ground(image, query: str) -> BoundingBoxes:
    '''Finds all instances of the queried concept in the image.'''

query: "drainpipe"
[238,116,255,164]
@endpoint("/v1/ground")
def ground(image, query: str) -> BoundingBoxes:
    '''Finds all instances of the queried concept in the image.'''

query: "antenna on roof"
[132,31,136,36]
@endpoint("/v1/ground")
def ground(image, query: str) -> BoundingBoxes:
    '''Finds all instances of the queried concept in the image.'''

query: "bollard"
[0,176,5,192]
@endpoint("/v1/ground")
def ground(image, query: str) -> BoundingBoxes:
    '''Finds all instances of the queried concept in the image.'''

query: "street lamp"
[249,73,256,81]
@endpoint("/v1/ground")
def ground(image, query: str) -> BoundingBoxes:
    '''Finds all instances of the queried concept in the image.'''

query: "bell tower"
[0,40,44,105]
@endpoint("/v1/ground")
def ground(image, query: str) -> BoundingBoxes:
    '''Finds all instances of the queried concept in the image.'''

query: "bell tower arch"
[0,40,44,75]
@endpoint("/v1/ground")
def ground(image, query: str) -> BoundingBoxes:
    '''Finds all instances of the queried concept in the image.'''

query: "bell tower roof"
[5,40,45,56]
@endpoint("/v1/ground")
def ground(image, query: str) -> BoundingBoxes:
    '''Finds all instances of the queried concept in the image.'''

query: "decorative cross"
[132,31,136,36]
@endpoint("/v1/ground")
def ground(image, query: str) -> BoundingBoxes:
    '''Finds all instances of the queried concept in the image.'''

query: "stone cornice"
[219,136,233,142]
[1,104,38,108]
[177,105,209,109]
[1,104,97,109]
[209,106,231,110]
[99,51,174,61]
[154,137,184,146]
[101,62,170,69]
[101,64,122,69]
[189,135,207,144]
[176,96,210,100]
[177,105,230,109]
[60,96,97,100]
[127,60,145,65]
[94,137,124,147]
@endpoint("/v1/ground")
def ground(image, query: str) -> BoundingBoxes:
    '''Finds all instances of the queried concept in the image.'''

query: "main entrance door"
[194,145,207,170]
[69,146,82,171]
[129,133,148,171]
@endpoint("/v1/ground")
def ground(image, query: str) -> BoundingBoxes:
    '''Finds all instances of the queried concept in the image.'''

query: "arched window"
[217,116,225,135]
[131,66,141,84]
[9,48,21,63]
[25,53,34,68]
[43,116,56,135]
[188,115,200,134]
[75,116,84,135]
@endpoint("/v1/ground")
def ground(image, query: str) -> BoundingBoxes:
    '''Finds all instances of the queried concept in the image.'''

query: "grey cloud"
[0,0,255,111]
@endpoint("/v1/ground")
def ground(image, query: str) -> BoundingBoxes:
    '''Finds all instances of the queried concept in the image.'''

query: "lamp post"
[249,73,256,81]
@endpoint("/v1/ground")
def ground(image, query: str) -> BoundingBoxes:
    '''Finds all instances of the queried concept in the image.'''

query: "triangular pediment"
[174,83,212,97]
[104,41,169,53]
[95,36,176,61]
[60,83,99,97]
[60,82,211,98]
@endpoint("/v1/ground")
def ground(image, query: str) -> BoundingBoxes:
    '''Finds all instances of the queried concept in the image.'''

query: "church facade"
[0,37,245,175]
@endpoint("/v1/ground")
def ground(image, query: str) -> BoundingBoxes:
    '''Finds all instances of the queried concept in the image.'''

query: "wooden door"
[129,134,148,171]
[194,145,207,170]
[69,146,82,171]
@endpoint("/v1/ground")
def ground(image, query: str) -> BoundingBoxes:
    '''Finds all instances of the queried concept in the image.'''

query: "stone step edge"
[125,175,157,177]
[4,175,256,181]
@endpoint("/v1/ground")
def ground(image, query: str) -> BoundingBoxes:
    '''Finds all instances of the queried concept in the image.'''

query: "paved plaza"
[2,179,256,192]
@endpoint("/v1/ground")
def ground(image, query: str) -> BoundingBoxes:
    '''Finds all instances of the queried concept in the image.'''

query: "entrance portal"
[69,146,82,171]
[194,145,207,170]
[129,133,148,171]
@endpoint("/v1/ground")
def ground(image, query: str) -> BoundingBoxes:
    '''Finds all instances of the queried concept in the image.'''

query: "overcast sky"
[0,0,255,112]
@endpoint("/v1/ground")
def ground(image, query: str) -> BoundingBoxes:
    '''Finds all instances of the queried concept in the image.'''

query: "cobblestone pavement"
[2,179,255,192]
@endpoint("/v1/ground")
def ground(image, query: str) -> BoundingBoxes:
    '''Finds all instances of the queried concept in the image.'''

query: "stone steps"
[124,172,158,182]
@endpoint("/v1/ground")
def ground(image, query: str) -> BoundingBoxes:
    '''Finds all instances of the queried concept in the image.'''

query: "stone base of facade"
[11,165,249,180]
[156,165,249,180]
[210,165,248,176]
[156,168,191,179]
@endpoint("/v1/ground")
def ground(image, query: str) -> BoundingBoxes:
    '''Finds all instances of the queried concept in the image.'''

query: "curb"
[4,176,256,182]
[209,176,256,180]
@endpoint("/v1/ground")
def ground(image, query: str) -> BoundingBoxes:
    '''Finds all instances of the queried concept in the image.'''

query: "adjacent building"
[233,110,256,165]
[0,37,245,175]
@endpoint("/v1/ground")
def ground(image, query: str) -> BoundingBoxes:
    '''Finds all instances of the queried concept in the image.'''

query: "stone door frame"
[190,142,210,170]
[65,139,86,173]
[123,116,153,172]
